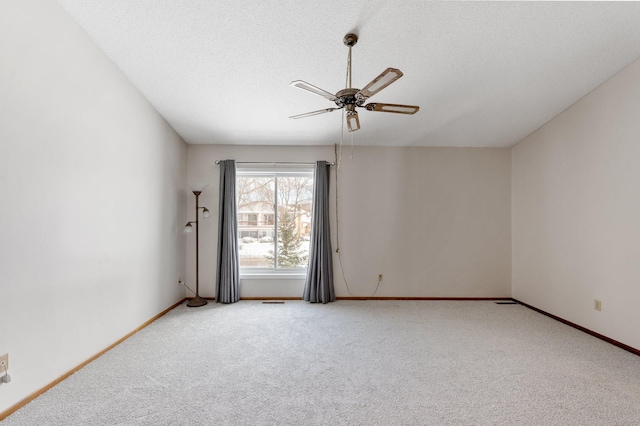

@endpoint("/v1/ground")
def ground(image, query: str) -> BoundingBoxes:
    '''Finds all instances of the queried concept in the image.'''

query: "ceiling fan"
[289,33,419,132]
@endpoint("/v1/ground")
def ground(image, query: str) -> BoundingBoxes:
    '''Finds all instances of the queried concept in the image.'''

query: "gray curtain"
[303,161,335,303]
[216,160,240,304]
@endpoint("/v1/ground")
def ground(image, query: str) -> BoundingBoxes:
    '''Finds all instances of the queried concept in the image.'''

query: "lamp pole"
[185,189,209,307]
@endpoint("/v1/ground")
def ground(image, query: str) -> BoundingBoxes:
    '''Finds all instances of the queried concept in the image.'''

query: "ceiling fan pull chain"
[337,110,345,169]
[351,131,354,159]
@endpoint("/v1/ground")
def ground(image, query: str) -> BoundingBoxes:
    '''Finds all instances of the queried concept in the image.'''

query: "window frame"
[236,166,314,278]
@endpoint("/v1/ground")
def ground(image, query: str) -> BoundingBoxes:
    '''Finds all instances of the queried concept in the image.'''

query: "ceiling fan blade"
[357,68,403,100]
[289,108,340,119]
[290,80,338,102]
[346,111,360,132]
[364,103,419,115]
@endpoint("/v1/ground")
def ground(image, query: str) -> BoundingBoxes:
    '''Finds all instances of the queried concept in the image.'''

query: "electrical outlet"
[594,299,602,311]
[0,353,8,370]
[378,274,383,281]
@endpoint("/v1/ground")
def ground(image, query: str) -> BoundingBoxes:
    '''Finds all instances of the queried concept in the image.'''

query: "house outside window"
[237,167,313,273]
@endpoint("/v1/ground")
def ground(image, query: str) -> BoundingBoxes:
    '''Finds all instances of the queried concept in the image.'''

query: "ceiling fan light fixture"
[346,110,360,132]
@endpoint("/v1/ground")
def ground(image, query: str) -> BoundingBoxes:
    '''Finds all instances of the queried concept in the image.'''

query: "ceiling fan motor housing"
[335,88,366,108]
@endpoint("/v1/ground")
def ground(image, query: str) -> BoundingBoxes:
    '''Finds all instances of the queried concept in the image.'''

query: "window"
[237,167,314,273]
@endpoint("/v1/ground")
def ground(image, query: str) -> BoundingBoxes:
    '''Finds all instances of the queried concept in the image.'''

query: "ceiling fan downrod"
[343,33,358,90]
[342,33,359,130]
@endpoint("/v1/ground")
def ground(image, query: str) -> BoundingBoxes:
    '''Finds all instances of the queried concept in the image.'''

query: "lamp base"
[187,296,208,307]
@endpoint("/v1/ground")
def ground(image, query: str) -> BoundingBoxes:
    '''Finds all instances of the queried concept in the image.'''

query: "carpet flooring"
[3,300,640,425]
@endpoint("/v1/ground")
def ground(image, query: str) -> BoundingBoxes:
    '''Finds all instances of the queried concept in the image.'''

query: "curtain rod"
[214,160,335,166]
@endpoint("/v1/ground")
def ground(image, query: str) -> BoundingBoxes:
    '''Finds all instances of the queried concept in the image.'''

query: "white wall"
[512,57,640,351]
[188,145,511,299]
[0,0,187,413]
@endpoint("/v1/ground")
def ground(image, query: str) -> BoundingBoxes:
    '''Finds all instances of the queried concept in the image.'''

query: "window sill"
[240,272,307,280]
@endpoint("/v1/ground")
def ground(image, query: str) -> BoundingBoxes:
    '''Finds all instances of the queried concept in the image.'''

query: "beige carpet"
[3,300,640,425]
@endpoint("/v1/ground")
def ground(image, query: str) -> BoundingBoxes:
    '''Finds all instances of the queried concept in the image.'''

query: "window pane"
[237,170,314,272]
[237,176,275,269]
[275,176,313,269]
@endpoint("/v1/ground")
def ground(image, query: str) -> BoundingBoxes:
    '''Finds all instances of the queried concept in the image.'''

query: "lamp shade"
[183,223,194,233]
[202,208,211,218]
[188,183,209,192]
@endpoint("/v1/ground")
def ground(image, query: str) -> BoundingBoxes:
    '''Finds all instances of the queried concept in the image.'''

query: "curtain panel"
[303,161,335,303]
[216,160,240,303]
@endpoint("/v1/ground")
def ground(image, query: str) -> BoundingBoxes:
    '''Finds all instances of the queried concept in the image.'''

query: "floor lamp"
[184,185,210,307]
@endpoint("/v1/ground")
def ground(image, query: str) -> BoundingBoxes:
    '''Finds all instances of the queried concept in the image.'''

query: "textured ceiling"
[56,1,640,147]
